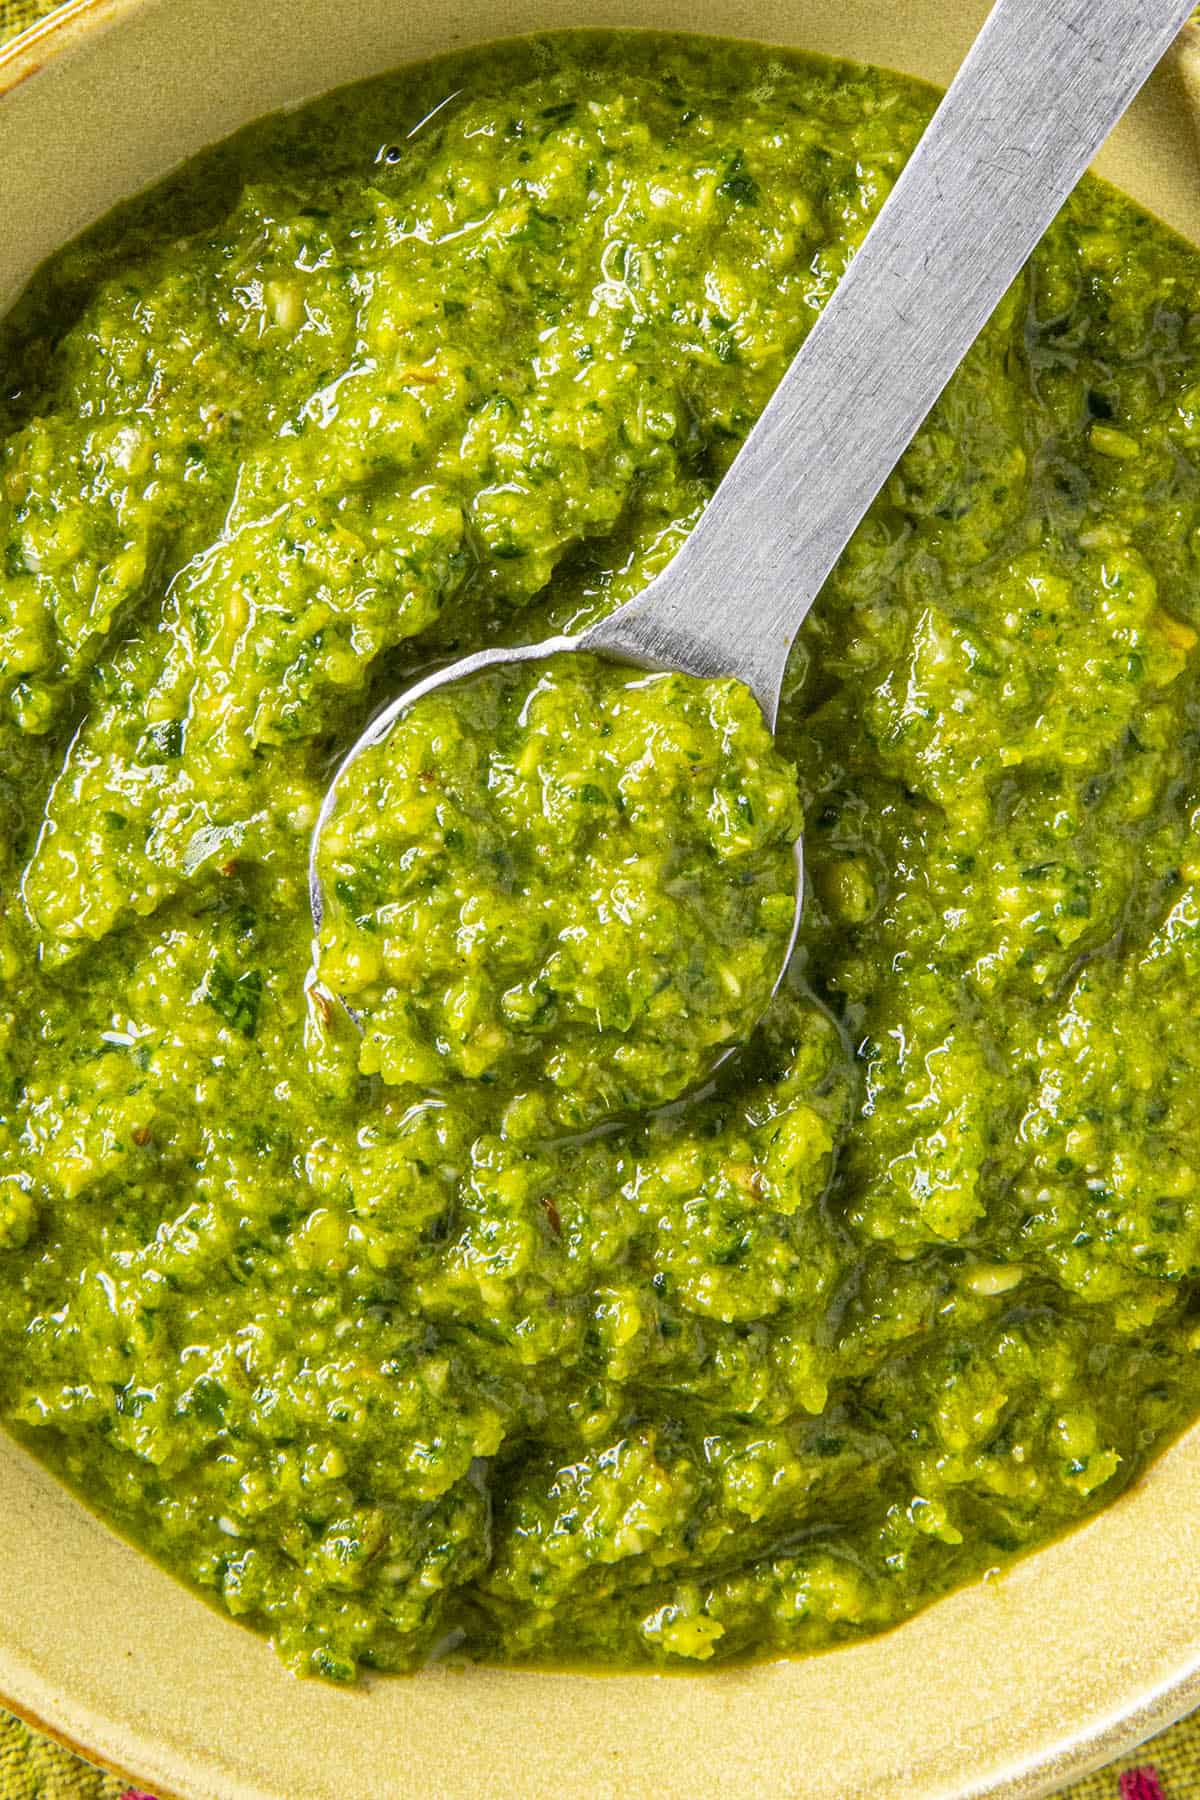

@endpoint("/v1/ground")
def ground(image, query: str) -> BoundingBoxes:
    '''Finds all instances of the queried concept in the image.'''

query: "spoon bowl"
[307,631,809,1102]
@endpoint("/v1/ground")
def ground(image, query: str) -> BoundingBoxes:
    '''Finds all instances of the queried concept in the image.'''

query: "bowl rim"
[2,4,1200,1797]
[0,0,128,91]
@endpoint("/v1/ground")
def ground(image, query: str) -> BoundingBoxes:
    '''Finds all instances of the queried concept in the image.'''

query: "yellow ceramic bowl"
[3,4,1200,1796]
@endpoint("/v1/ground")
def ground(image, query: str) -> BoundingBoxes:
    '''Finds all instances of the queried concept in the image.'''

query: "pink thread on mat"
[1119,1770,1165,1800]
[119,1790,157,1799]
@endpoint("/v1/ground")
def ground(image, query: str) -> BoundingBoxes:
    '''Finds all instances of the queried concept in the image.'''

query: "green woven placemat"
[1,2,1199,1797]
[0,1710,130,1799]
[0,0,46,42]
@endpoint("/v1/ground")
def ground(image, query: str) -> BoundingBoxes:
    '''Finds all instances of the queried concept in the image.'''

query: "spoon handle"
[585,0,1195,723]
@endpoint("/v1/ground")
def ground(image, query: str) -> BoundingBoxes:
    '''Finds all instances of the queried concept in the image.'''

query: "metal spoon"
[311,0,1192,997]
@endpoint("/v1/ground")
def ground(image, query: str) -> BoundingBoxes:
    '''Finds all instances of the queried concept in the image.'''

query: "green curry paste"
[3,32,1200,1680]
[314,654,800,1122]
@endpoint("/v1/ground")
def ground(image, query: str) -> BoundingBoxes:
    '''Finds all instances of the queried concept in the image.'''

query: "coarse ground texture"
[8,21,1200,1681]
[2,2,1200,1798]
